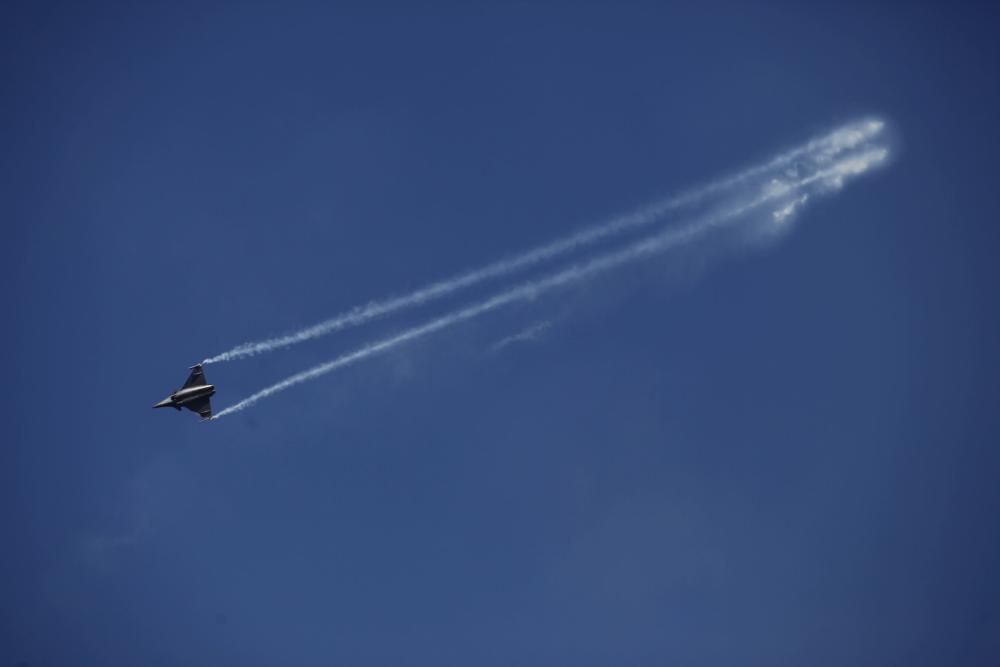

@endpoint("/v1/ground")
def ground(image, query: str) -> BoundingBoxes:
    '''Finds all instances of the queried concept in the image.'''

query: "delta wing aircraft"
[153,364,215,421]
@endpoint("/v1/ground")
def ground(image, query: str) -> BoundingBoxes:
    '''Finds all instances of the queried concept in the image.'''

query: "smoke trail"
[204,118,885,364]
[213,144,888,418]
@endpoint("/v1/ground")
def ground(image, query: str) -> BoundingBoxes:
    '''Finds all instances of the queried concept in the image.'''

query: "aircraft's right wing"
[184,396,212,421]
[182,365,207,388]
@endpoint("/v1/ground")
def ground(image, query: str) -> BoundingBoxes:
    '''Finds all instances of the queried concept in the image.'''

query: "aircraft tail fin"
[182,364,208,389]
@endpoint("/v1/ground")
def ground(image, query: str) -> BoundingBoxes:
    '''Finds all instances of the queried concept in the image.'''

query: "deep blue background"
[4,3,999,665]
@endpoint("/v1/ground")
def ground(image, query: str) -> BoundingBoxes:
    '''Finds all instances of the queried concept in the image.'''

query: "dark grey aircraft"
[153,364,215,421]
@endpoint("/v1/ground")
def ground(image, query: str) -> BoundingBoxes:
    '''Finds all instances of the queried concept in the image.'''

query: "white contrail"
[213,144,888,418]
[203,118,885,364]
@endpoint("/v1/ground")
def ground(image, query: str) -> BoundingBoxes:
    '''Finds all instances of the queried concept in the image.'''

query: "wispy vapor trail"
[490,321,553,353]
[213,144,888,418]
[204,119,885,364]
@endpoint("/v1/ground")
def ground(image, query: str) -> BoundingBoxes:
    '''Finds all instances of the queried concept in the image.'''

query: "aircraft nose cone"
[153,397,173,409]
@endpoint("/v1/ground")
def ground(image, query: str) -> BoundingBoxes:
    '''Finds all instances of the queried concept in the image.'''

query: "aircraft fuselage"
[154,363,216,420]
[153,383,215,410]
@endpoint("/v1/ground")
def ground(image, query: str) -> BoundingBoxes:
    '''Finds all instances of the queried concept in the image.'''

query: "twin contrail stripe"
[213,144,888,418]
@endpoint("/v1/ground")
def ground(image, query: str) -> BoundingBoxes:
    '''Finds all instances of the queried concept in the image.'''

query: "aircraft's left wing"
[184,396,212,421]
[182,365,207,389]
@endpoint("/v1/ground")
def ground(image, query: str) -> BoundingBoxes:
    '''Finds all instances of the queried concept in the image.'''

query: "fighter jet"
[153,364,215,421]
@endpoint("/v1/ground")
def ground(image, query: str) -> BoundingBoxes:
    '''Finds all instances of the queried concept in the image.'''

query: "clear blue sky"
[3,2,999,665]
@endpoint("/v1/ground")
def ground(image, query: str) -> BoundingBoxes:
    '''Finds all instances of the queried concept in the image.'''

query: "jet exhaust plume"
[213,143,888,418]
[203,119,885,364]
